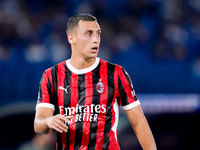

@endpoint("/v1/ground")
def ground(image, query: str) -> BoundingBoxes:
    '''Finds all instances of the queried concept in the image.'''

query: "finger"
[65,115,74,123]
[53,118,69,131]
[51,124,67,133]
[52,121,68,133]
[61,115,74,125]
[52,124,63,133]
[49,115,69,132]
[51,115,74,132]
[61,115,73,120]
[46,115,69,133]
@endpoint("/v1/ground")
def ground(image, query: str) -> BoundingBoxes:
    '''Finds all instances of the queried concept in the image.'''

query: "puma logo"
[59,86,69,94]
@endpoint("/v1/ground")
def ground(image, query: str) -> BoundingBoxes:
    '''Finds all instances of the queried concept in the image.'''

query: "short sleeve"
[117,67,140,110]
[36,69,55,110]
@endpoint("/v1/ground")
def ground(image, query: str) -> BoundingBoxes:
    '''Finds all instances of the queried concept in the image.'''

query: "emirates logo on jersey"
[96,79,104,93]
[59,104,107,122]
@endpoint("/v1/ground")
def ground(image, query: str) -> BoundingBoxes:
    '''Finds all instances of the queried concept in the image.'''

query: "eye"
[86,32,91,36]
[97,32,101,37]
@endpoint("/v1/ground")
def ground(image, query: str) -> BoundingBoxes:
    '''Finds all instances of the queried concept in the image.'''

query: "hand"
[45,114,73,133]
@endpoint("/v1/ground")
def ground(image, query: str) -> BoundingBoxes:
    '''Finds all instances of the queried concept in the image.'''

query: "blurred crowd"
[0,0,200,105]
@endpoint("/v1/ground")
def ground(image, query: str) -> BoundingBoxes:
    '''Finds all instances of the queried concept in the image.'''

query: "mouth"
[91,46,98,52]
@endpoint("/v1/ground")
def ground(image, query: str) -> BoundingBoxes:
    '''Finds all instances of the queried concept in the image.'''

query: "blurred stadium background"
[0,0,200,149]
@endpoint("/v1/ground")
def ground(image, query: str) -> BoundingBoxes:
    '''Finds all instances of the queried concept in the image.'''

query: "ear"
[68,33,75,45]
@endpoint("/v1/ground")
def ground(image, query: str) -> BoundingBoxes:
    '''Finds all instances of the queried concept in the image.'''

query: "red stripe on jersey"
[57,63,66,149]
[41,68,52,103]
[69,73,78,150]
[81,71,93,150]
[95,60,108,150]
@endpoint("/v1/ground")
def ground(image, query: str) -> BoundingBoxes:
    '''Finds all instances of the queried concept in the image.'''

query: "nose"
[93,34,100,44]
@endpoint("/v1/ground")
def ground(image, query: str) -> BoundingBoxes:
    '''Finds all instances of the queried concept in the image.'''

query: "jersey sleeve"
[117,66,140,110]
[35,69,55,110]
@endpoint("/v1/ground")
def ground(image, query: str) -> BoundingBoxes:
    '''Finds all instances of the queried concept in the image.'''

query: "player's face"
[71,20,101,60]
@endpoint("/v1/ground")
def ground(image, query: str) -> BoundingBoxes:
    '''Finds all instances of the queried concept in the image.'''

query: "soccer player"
[34,13,157,150]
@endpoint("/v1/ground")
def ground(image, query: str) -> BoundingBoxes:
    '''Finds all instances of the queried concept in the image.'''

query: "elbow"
[34,121,50,135]
[34,122,41,134]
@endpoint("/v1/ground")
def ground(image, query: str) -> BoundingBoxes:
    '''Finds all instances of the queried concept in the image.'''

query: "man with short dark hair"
[34,13,157,150]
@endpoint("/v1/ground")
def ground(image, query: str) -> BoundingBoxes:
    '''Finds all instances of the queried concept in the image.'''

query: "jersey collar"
[66,57,100,74]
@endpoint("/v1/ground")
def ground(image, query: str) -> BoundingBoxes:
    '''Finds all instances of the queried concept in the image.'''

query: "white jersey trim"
[66,57,100,74]
[122,100,140,110]
[35,103,55,110]
[111,99,119,141]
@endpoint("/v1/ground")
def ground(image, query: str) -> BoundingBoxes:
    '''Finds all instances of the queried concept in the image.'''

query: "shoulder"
[99,59,126,78]
[44,60,66,75]
[100,59,122,70]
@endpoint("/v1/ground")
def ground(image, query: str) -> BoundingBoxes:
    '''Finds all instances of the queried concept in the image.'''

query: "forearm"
[34,116,52,134]
[125,106,157,150]
[133,118,157,150]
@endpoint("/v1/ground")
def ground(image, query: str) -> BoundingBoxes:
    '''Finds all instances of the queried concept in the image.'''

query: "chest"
[57,72,116,108]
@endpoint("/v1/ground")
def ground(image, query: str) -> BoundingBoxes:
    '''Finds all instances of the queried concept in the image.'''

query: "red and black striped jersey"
[36,57,140,150]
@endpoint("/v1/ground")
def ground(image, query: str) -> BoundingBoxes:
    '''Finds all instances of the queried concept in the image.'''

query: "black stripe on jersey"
[78,74,86,105]
[64,64,71,150]
[51,65,59,114]
[118,76,128,106]
[64,65,72,108]
[121,68,138,101]
[47,79,54,104]
[51,65,63,150]
[88,63,101,149]
[74,74,85,150]
[102,62,115,149]
[121,68,133,90]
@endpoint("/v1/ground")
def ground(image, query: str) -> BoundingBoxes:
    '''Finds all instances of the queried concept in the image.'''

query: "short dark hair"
[66,13,97,35]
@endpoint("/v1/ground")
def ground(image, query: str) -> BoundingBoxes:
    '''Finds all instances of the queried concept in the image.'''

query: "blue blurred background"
[0,0,200,149]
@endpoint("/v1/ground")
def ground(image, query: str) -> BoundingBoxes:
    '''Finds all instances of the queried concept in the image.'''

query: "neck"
[69,55,96,70]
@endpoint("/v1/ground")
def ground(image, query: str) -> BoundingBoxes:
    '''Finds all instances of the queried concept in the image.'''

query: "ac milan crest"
[96,79,104,93]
